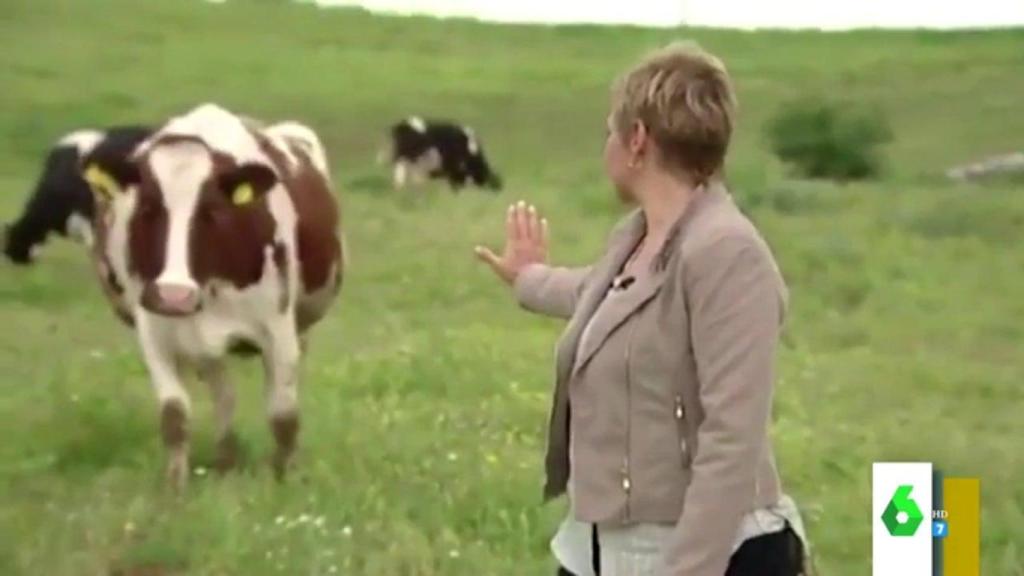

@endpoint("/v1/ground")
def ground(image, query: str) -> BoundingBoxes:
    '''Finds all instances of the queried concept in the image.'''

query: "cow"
[81,103,344,489]
[3,126,151,264]
[380,117,502,192]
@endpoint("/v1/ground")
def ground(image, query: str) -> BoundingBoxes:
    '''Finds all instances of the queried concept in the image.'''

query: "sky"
[311,0,1024,29]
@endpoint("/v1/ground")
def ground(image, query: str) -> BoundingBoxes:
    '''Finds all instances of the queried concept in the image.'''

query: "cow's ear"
[220,163,278,207]
[82,157,140,202]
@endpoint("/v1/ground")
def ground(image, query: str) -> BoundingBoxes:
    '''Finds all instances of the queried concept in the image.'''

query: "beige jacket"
[515,183,789,576]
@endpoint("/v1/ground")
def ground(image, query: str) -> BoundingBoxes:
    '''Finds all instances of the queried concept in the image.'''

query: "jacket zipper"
[622,321,637,523]
[675,395,687,465]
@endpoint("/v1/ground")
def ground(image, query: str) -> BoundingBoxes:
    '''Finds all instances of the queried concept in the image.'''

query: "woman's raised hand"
[474,201,548,285]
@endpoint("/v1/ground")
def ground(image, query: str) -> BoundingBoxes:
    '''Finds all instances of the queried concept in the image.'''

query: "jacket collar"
[558,182,728,379]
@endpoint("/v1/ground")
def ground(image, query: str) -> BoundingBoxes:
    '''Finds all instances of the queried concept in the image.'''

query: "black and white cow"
[3,126,152,264]
[380,117,502,192]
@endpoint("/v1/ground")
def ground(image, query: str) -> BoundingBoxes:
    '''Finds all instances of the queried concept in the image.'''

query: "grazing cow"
[3,126,151,264]
[82,103,344,489]
[381,117,502,191]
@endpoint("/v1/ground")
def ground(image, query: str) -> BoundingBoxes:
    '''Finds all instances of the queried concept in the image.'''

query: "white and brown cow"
[81,103,343,489]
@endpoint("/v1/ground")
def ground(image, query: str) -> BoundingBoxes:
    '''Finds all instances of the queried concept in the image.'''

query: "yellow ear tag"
[84,164,119,200]
[232,183,255,206]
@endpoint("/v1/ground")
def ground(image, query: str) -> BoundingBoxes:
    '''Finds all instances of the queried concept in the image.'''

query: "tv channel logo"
[873,463,933,576]
[881,484,926,536]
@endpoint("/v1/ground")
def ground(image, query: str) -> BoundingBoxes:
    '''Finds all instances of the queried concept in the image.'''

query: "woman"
[475,43,809,576]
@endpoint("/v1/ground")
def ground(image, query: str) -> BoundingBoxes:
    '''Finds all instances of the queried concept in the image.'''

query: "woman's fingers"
[511,201,525,242]
[506,200,545,254]
[474,245,514,285]
[505,203,517,244]
[474,245,501,269]
[480,202,546,284]
[527,204,540,242]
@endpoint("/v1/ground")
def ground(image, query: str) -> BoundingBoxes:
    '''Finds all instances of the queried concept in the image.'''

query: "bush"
[766,97,893,181]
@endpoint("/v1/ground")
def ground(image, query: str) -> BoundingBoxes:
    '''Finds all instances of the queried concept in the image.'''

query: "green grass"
[1,1,1023,574]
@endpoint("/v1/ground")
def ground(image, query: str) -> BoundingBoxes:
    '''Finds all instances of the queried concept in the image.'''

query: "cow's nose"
[155,283,199,314]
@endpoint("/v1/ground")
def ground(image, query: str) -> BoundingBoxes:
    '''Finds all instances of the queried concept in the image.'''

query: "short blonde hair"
[611,41,737,182]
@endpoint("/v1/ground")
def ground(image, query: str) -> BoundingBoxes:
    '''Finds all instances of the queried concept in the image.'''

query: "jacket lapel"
[571,265,668,376]
[563,183,728,378]
[547,217,642,498]
[553,211,645,386]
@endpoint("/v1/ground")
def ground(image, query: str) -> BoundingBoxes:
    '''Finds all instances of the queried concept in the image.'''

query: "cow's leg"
[417,149,442,190]
[392,161,409,190]
[410,164,430,188]
[197,359,238,473]
[262,318,302,481]
[447,170,467,193]
[136,316,191,491]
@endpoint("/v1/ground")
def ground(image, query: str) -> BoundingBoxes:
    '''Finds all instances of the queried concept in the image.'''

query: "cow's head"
[461,127,502,192]
[465,150,502,192]
[2,222,33,265]
[80,112,281,317]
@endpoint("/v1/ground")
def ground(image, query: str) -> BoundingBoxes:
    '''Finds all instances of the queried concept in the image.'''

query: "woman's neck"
[638,174,699,239]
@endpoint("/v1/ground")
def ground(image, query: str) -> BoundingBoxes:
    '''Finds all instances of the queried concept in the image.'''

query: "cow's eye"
[197,199,224,223]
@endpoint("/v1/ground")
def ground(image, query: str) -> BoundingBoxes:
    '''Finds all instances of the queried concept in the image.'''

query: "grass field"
[1,1,1022,574]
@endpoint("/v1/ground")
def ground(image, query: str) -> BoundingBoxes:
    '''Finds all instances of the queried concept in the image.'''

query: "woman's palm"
[475,201,548,285]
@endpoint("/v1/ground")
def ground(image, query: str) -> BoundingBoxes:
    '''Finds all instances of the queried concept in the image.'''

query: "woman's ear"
[629,120,649,166]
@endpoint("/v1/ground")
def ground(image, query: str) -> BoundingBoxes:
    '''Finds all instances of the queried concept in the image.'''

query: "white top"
[551,491,808,576]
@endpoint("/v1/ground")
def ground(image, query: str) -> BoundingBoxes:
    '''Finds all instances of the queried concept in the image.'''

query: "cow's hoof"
[215,432,241,474]
[271,452,291,483]
[270,414,298,482]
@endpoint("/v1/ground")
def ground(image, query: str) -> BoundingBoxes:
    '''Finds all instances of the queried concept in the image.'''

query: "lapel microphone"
[611,275,636,291]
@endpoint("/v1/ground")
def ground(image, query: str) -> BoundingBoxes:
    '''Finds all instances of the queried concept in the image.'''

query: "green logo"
[881,485,925,536]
